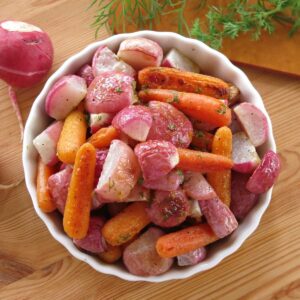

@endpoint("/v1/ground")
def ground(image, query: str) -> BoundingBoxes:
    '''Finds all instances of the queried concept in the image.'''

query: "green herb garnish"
[115,86,123,94]
[195,130,205,138]
[216,103,227,115]
[108,177,115,191]
[137,177,144,186]
[167,123,177,131]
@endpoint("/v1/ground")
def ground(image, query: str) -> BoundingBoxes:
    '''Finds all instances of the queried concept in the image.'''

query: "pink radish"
[246,150,281,194]
[45,75,87,120]
[92,45,135,77]
[134,140,179,181]
[112,105,153,142]
[117,38,163,71]
[76,64,94,86]
[124,184,150,202]
[229,107,242,134]
[89,113,114,134]
[162,48,200,73]
[33,121,63,166]
[234,102,268,147]
[183,172,217,201]
[177,247,206,266]
[232,132,261,173]
[94,149,109,187]
[85,71,136,114]
[0,20,53,141]
[95,140,140,202]
[142,170,184,192]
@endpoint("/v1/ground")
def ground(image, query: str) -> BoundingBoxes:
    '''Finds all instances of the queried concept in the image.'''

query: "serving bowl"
[22,31,276,282]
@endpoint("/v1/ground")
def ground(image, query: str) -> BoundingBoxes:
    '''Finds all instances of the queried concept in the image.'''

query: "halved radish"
[232,132,261,173]
[188,199,202,222]
[85,71,136,114]
[95,140,140,201]
[89,113,114,134]
[142,170,184,192]
[162,48,200,73]
[246,150,281,194]
[177,247,206,266]
[33,121,63,166]
[76,64,94,86]
[234,102,268,147]
[117,38,163,71]
[125,184,150,202]
[112,105,152,142]
[134,140,179,181]
[45,75,87,120]
[92,45,135,77]
[183,171,216,201]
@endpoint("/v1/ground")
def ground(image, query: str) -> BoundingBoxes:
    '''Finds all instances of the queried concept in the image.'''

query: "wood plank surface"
[0,1,300,299]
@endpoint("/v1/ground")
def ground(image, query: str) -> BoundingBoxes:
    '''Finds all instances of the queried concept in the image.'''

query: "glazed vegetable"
[89,113,114,134]
[45,75,87,120]
[92,45,135,77]
[33,121,63,166]
[0,20,53,139]
[36,158,56,213]
[93,149,109,187]
[188,199,202,222]
[207,126,232,206]
[123,227,173,276]
[177,148,233,172]
[63,143,96,239]
[102,201,150,246]
[112,105,153,142]
[156,223,218,258]
[57,109,87,164]
[76,64,94,86]
[191,130,214,152]
[232,132,260,173]
[139,67,232,99]
[177,247,207,266]
[95,140,140,202]
[147,101,193,148]
[146,190,190,228]
[85,71,136,114]
[139,89,231,127]
[234,102,268,147]
[117,38,163,71]
[98,244,122,263]
[89,126,119,149]
[162,48,200,73]
[134,140,179,181]
[246,150,281,194]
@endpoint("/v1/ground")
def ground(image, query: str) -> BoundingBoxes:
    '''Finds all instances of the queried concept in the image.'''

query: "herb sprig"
[90,0,300,49]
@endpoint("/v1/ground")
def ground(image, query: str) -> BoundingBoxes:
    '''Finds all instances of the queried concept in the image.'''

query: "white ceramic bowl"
[23,31,276,282]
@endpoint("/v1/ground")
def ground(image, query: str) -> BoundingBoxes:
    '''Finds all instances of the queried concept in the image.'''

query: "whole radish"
[0,20,54,141]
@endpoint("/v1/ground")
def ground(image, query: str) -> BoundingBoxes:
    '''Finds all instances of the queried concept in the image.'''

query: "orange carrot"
[36,158,56,213]
[192,130,214,151]
[177,148,233,172]
[207,127,232,206]
[156,224,218,258]
[57,109,87,164]
[138,89,231,127]
[63,143,96,239]
[138,67,230,99]
[89,126,119,149]
[102,202,150,246]
[98,244,122,264]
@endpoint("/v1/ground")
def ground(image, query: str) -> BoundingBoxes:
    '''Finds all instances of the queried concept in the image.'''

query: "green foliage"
[90,0,300,49]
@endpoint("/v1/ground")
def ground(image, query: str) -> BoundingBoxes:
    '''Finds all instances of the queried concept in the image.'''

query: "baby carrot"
[192,130,214,152]
[138,67,230,99]
[98,244,123,264]
[138,89,231,127]
[63,143,96,239]
[36,157,56,213]
[177,148,233,172]
[207,127,232,206]
[102,202,150,246]
[88,126,119,149]
[57,109,87,164]
[156,223,218,258]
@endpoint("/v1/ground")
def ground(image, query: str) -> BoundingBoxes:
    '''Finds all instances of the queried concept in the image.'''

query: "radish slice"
[117,38,163,71]
[89,113,114,134]
[162,48,200,73]
[33,121,63,166]
[234,102,268,147]
[177,247,206,266]
[92,46,135,77]
[45,75,87,120]
[112,105,153,142]
[232,132,261,173]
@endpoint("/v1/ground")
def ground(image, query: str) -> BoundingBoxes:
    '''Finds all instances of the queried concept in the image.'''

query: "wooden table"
[1,1,299,299]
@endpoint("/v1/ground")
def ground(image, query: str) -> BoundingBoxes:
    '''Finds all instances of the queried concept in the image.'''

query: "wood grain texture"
[0,1,300,299]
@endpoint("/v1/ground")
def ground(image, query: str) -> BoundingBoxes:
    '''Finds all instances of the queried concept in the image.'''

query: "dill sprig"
[89,0,300,49]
